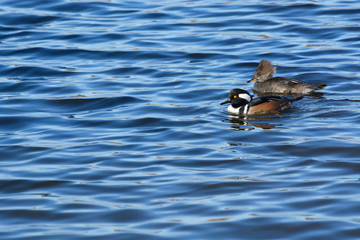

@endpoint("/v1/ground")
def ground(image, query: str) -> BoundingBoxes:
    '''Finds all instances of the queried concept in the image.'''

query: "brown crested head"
[248,60,276,83]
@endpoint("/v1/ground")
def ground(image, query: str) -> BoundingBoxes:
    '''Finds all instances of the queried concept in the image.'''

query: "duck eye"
[233,95,237,98]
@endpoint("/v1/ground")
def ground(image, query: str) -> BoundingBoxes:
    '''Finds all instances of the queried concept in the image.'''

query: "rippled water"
[1,0,360,239]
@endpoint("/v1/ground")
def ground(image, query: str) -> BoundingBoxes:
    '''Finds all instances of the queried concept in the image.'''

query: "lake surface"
[0,0,360,239]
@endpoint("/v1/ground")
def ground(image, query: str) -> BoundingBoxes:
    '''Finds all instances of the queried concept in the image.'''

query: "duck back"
[253,77,326,94]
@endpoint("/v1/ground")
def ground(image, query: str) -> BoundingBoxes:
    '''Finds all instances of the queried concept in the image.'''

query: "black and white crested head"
[221,89,252,115]
[228,89,252,103]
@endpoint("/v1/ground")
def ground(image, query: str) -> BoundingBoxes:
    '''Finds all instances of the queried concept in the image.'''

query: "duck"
[221,88,302,116]
[247,60,327,95]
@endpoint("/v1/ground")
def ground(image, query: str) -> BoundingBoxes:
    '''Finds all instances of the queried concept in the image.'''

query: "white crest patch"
[237,93,251,102]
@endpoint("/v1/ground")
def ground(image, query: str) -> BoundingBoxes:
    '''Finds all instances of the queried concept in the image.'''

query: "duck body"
[221,89,302,116]
[253,77,327,95]
[248,60,327,95]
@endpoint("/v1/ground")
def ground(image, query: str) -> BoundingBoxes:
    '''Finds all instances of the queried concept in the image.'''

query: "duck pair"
[221,60,327,116]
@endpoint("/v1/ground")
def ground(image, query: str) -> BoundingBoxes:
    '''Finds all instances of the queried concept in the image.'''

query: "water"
[0,0,360,239]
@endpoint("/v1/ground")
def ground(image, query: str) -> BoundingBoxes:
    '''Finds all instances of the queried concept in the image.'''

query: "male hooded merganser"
[247,60,327,95]
[221,88,302,116]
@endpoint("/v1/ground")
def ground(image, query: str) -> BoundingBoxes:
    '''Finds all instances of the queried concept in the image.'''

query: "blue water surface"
[0,0,360,239]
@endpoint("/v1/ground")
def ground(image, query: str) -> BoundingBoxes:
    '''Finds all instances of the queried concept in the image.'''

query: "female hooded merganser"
[247,60,327,95]
[221,88,302,116]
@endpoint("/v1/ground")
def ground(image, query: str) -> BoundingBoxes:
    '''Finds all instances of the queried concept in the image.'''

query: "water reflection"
[225,115,281,130]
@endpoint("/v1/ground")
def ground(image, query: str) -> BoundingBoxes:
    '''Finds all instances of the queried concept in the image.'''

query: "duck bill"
[247,77,257,83]
[220,99,230,105]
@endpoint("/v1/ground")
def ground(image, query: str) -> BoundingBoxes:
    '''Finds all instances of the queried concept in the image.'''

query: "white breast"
[227,104,249,115]
[227,105,239,115]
